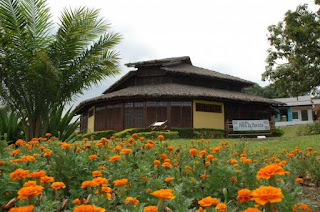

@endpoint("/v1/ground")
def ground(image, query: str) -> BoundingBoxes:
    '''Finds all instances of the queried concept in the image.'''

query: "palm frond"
[50,7,110,68]
[20,0,53,47]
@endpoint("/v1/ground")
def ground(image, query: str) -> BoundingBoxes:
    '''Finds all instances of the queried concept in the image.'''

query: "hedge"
[137,131,179,140]
[171,128,226,139]
[113,128,150,138]
[297,121,320,136]
[76,130,116,141]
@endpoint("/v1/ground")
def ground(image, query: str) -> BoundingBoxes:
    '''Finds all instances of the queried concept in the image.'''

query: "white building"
[273,96,320,127]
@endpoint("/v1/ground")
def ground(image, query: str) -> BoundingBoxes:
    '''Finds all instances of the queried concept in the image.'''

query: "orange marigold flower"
[230,177,237,182]
[125,197,139,205]
[30,170,46,178]
[11,149,21,156]
[40,176,54,184]
[167,146,174,151]
[256,164,286,180]
[215,203,227,212]
[113,178,128,186]
[101,186,112,194]
[162,162,172,168]
[109,155,121,162]
[151,189,175,200]
[73,198,81,205]
[165,177,174,182]
[143,206,158,212]
[15,139,26,146]
[92,171,102,177]
[45,133,51,137]
[201,174,209,180]
[60,142,72,149]
[81,180,95,188]
[243,208,262,212]
[51,182,66,190]
[237,189,252,203]
[74,204,105,212]
[153,160,161,166]
[17,185,44,199]
[21,155,36,162]
[10,168,30,181]
[9,205,34,212]
[0,160,3,166]
[157,135,165,140]
[243,159,253,164]
[293,203,312,212]
[92,177,108,186]
[99,166,106,170]
[189,148,198,156]
[121,148,133,155]
[251,186,284,205]
[295,178,304,183]
[198,196,219,207]
[199,150,208,158]
[89,154,97,160]
[24,181,37,187]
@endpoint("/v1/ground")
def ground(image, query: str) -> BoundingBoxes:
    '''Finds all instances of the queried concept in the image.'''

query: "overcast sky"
[48,0,315,108]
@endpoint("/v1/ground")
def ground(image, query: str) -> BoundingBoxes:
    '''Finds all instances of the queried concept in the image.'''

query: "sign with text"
[232,120,270,131]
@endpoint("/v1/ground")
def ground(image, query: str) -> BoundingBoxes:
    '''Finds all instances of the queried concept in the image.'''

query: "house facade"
[76,56,280,133]
[273,96,320,126]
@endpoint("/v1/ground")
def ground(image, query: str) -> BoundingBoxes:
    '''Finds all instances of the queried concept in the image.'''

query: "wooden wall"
[224,102,271,121]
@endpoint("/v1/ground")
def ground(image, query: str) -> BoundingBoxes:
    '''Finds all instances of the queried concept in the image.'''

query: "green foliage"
[262,1,320,96]
[0,0,121,139]
[137,131,179,140]
[0,107,24,143]
[47,106,80,142]
[242,83,289,98]
[297,121,320,136]
[113,128,149,138]
[77,130,116,140]
[171,128,225,139]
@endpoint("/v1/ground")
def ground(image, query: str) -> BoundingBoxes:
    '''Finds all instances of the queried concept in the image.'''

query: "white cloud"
[48,0,314,107]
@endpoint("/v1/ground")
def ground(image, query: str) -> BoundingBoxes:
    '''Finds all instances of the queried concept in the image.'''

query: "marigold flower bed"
[0,136,319,211]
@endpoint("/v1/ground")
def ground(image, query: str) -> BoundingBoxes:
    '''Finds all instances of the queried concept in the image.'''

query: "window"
[301,110,308,121]
[196,103,222,113]
[292,112,299,120]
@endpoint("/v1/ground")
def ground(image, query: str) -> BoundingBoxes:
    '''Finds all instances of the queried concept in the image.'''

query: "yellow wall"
[87,106,95,133]
[193,100,225,129]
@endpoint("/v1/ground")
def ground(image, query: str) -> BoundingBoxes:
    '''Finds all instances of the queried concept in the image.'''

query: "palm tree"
[0,0,121,140]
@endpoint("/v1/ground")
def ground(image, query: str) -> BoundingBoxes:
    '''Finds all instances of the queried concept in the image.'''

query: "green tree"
[0,0,121,140]
[262,0,320,97]
[242,83,289,98]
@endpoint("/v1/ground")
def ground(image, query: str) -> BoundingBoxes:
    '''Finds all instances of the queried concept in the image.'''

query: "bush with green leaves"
[297,121,320,136]
[76,130,116,141]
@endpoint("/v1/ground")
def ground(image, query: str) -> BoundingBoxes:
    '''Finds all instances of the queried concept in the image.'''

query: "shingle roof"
[77,83,281,113]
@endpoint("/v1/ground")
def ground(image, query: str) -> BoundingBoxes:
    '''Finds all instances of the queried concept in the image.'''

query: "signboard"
[232,120,270,131]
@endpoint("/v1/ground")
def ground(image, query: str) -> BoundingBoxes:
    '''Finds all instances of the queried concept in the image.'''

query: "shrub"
[297,121,320,136]
[137,131,179,140]
[113,128,149,138]
[171,128,225,139]
[77,130,116,140]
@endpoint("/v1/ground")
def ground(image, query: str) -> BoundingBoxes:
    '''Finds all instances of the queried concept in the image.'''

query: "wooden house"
[76,56,280,132]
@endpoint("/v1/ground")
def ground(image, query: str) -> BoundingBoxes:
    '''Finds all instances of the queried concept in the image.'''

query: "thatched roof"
[76,83,281,113]
[103,56,253,94]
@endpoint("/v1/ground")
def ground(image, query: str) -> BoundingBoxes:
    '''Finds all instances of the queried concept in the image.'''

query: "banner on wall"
[232,120,270,131]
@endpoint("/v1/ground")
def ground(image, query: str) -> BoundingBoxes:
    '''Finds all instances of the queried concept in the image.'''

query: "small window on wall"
[301,110,308,121]
[196,103,222,113]
[292,112,299,120]
[88,108,94,117]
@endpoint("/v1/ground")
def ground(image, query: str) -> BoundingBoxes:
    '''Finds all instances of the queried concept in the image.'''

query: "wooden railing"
[225,120,275,138]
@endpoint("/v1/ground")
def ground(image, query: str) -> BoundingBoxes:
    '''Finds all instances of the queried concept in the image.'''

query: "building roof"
[103,56,254,94]
[273,96,320,106]
[77,83,281,113]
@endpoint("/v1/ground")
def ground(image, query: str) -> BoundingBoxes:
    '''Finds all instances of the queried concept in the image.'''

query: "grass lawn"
[167,125,320,153]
